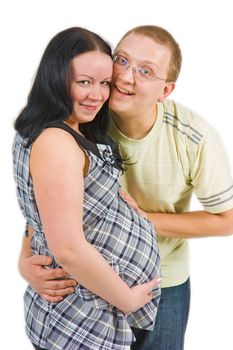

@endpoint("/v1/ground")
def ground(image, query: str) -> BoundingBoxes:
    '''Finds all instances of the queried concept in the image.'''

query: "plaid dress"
[12,123,161,350]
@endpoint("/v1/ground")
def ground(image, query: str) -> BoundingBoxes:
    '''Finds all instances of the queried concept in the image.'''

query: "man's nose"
[119,65,136,83]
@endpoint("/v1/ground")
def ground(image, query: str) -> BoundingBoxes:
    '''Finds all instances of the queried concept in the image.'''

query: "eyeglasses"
[113,55,167,82]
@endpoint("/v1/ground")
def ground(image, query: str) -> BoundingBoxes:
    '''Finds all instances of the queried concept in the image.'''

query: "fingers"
[41,294,64,303]
[26,255,71,281]
[29,254,53,266]
[144,278,162,303]
[22,255,77,301]
[147,277,162,293]
[44,268,71,280]
[119,189,126,196]
[28,256,72,282]
[120,191,139,210]
[39,284,76,303]
[35,277,77,297]
[43,278,77,290]
[119,190,131,201]
[42,286,76,297]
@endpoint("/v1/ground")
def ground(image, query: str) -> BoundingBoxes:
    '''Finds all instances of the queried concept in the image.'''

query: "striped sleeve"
[198,184,233,211]
[191,125,233,213]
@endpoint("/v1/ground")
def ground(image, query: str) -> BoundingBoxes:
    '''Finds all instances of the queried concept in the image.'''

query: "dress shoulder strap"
[45,122,101,158]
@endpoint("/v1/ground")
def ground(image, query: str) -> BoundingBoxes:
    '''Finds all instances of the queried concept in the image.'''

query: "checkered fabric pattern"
[12,123,161,350]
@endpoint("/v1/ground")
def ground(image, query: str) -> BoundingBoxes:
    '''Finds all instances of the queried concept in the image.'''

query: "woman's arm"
[30,128,157,314]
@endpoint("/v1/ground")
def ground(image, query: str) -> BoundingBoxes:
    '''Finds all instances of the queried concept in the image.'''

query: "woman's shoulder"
[36,126,79,146]
[32,127,85,163]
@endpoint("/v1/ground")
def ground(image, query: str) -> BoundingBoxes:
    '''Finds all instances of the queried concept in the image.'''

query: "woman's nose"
[88,85,102,100]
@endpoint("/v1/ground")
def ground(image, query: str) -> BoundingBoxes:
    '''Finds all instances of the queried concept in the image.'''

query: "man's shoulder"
[162,99,216,144]
[163,99,206,126]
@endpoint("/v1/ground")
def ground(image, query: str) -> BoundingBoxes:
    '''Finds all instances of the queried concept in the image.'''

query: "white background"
[1,1,233,349]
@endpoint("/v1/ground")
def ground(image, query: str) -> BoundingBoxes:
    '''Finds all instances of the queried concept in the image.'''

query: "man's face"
[109,33,172,119]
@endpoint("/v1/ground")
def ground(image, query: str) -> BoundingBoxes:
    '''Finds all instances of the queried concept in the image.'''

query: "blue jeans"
[131,278,190,350]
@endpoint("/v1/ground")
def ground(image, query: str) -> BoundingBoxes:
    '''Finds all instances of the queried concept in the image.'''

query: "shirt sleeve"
[190,126,233,213]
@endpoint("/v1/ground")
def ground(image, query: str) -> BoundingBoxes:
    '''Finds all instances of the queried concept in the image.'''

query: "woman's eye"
[76,80,90,86]
[101,81,111,87]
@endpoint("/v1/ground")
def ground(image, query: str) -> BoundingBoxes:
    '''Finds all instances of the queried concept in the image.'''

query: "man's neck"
[110,105,157,140]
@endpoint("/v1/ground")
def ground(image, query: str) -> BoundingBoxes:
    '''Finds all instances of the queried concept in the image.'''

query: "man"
[19,25,233,349]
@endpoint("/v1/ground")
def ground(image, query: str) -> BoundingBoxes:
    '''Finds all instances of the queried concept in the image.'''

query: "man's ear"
[158,82,176,102]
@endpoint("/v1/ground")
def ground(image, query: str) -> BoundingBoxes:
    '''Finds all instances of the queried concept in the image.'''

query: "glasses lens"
[138,66,155,80]
[113,55,128,66]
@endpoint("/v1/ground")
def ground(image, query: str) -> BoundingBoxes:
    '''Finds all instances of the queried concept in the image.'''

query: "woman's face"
[109,33,172,120]
[68,51,113,127]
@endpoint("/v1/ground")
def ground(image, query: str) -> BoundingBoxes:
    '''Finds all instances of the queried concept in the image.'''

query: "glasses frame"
[113,55,167,82]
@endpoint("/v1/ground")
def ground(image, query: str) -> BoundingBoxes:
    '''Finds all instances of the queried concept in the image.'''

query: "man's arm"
[147,208,233,238]
[120,191,233,238]
[19,226,77,302]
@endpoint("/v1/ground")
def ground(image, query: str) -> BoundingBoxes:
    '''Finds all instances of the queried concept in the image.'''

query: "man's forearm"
[147,208,233,238]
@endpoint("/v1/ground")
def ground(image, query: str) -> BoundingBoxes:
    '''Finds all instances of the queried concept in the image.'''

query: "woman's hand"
[122,277,161,314]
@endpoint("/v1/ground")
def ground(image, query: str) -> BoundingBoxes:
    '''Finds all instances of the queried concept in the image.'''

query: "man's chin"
[109,97,129,113]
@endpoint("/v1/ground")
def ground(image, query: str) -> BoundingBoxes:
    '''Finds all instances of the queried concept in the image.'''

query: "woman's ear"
[158,82,176,102]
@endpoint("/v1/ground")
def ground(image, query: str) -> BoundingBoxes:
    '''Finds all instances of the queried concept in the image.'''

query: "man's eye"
[114,56,128,65]
[119,57,127,65]
[139,67,154,77]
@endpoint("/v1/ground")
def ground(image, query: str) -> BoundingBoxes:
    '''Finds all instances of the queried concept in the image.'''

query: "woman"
[12,27,161,350]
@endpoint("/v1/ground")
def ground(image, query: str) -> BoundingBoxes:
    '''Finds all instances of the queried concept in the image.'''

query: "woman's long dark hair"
[14,27,124,170]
